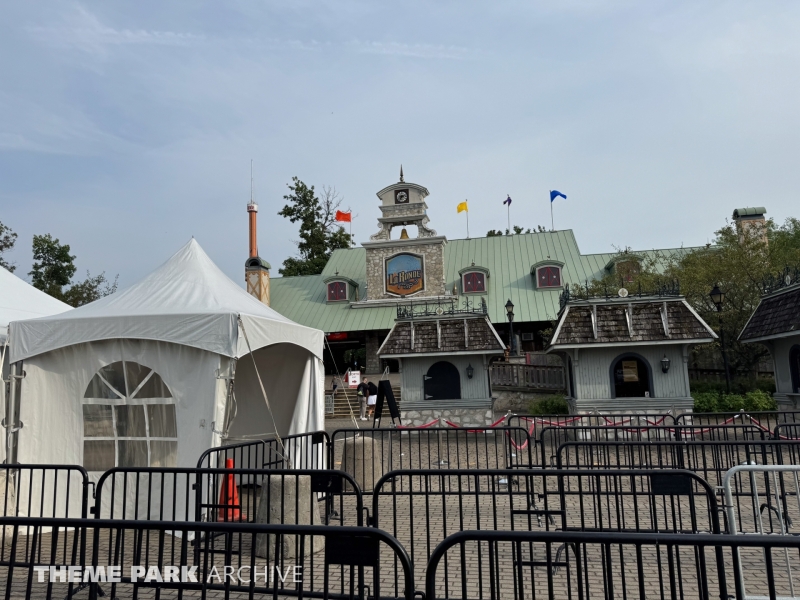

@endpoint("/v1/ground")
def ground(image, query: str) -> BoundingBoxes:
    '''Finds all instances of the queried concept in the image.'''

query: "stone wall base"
[401,407,494,427]
[567,396,694,417]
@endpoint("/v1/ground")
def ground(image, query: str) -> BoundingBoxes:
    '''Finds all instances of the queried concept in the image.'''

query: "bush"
[528,395,570,415]
[690,377,775,395]
[692,389,777,413]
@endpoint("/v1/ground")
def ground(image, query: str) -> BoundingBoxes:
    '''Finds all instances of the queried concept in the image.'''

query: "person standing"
[367,379,378,419]
[357,379,369,421]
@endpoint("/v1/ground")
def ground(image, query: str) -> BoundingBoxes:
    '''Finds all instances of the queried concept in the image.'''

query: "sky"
[1,1,799,288]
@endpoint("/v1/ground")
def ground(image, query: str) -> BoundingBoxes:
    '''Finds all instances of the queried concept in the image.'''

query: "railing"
[489,362,565,390]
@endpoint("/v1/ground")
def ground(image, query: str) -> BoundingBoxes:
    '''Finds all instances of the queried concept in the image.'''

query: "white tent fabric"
[6,240,324,519]
[9,239,321,363]
[0,266,71,344]
[1,267,71,465]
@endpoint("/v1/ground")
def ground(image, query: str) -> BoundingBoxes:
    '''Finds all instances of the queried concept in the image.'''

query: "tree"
[0,220,18,272]
[30,234,118,307]
[30,234,77,297]
[278,178,353,276]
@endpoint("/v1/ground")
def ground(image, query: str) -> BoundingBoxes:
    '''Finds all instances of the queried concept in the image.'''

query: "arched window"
[610,354,652,398]
[536,266,562,288]
[790,345,800,394]
[82,361,177,472]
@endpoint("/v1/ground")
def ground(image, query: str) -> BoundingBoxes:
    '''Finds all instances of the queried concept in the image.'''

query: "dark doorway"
[790,345,800,393]
[424,361,461,400]
[611,355,652,398]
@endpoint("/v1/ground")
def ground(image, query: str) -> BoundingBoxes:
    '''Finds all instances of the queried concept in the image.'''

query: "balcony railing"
[490,362,565,391]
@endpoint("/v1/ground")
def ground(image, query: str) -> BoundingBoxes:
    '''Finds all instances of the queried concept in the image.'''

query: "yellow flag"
[457,201,468,213]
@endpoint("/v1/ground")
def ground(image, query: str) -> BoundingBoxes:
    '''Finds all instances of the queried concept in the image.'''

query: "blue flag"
[503,195,512,205]
[550,190,567,202]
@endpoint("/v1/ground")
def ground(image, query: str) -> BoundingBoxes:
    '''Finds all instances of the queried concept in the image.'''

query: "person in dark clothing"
[357,379,369,420]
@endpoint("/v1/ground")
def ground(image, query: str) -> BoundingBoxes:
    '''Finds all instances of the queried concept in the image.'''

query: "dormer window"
[324,275,357,303]
[327,281,347,301]
[458,265,490,295]
[531,261,564,289]
[463,272,485,293]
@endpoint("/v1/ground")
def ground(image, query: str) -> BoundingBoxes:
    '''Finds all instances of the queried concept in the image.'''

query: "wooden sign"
[622,361,639,382]
[385,253,424,296]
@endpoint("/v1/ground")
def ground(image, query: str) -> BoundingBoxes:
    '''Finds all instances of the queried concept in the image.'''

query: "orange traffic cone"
[218,458,242,521]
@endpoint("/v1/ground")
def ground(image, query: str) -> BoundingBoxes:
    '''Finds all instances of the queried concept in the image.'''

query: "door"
[424,361,461,400]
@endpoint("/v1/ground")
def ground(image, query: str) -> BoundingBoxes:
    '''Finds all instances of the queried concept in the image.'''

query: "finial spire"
[399,164,404,183]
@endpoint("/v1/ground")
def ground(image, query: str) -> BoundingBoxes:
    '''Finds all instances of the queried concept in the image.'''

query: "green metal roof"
[268,230,698,333]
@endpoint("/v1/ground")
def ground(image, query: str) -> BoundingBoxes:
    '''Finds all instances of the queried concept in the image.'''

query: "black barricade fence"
[424,530,800,600]
[0,465,89,520]
[536,424,767,469]
[92,468,363,531]
[371,469,720,592]
[0,518,414,600]
[675,410,800,435]
[775,423,800,440]
[330,427,533,493]
[556,440,800,493]
[196,431,330,474]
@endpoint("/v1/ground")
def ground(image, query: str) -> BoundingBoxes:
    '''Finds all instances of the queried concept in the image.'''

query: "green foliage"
[0,220,17,272]
[30,234,77,296]
[29,234,117,307]
[692,389,777,413]
[528,395,570,415]
[486,225,547,237]
[690,377,775,395]
[278,178,353,276]
[62,271,118,307]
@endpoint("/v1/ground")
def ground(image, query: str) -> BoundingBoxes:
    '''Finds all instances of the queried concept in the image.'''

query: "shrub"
[692,389,777,413]
[690,377,775,395]
[528,395,570,415]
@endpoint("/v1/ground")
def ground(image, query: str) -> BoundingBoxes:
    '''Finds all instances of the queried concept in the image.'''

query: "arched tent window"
[610,354,652,398]
[790,345,800,394]
[82,361,177,472]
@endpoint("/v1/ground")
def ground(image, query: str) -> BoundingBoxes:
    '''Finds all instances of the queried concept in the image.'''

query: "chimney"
[732,207,768,245]
[245,189,271,305]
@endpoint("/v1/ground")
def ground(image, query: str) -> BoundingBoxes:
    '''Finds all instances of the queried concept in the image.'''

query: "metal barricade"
[425,530,800,600]
[0,517,414,600]
[676,411,800,437]
[724,465,800,600]
[330,427,533,493]
[196,431,330,470]
[0,465,90,520]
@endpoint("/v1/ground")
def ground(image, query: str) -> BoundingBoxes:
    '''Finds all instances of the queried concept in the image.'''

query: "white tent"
[1,267,72,464]
[7,240,324,518]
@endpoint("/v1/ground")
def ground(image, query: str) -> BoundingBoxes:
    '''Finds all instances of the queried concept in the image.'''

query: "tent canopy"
[1,267,71,344]
[9,239,323,362]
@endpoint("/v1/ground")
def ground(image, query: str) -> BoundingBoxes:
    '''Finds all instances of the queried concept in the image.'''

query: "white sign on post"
[347,371,361,388]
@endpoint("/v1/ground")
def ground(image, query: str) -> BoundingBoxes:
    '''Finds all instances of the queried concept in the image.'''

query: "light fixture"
[661,355,671,374]
[466,364,474,379]
[709,284,725,311]
[505,299,515,321]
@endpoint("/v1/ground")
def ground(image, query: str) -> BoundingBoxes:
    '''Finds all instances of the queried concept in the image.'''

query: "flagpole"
[551,200,554,232]
[466,206,470,239]
[507,202,510,233]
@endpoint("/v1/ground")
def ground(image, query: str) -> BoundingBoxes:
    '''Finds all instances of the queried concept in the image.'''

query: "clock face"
[395,189,409,204]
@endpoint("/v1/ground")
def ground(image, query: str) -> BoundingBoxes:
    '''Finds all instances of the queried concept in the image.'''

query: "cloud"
[27,4,203,55]
[347,40,470,60]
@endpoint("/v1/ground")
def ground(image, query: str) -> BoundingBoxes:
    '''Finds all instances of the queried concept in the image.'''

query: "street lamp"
[709,284,732,393]
[505,299,515,356]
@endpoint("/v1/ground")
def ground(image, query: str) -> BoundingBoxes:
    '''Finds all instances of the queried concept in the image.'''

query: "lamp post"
[505,299,515,356]
[709,284,732,394]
